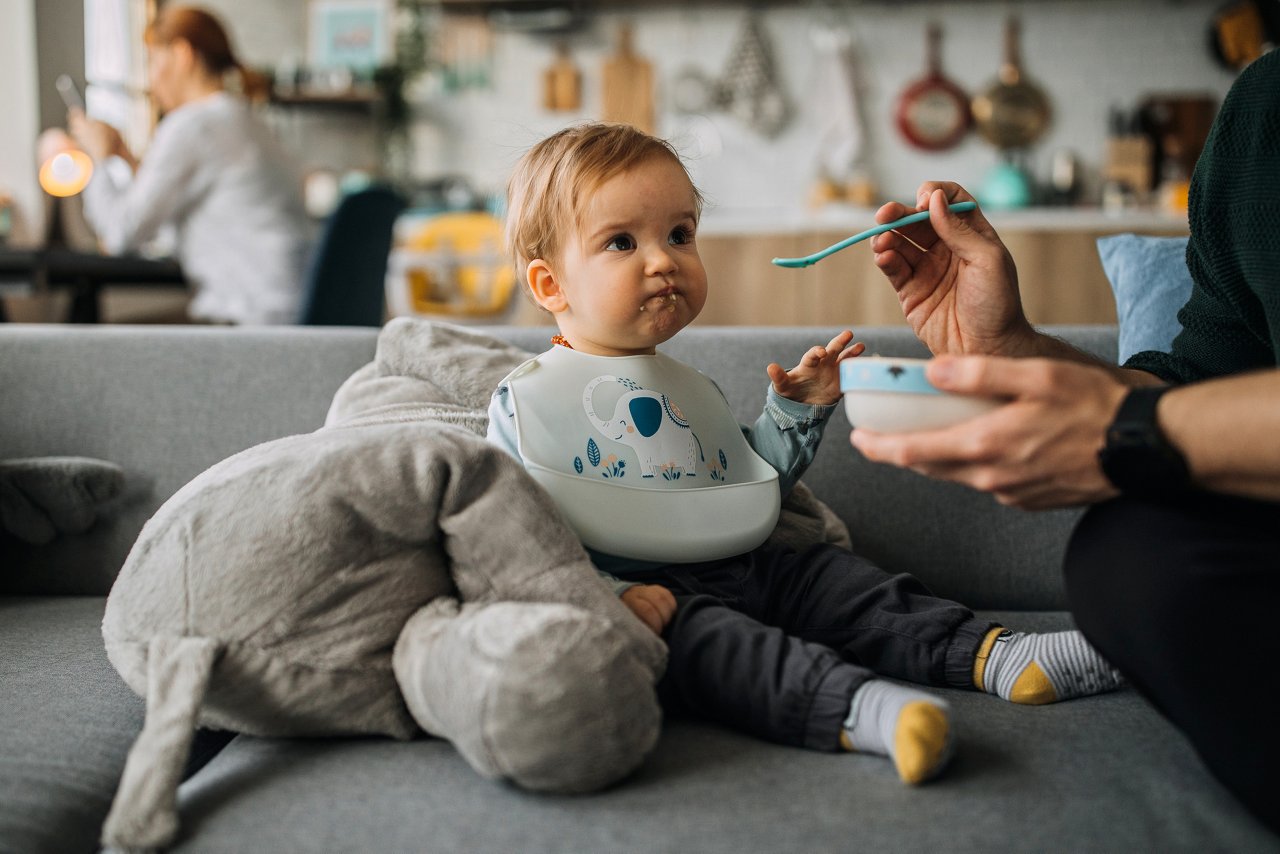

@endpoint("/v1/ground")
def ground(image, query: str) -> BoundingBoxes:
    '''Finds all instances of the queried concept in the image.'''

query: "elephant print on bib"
[581,375,702,480]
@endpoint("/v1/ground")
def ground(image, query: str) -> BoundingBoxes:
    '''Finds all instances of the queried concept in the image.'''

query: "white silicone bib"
[503,346,780,563]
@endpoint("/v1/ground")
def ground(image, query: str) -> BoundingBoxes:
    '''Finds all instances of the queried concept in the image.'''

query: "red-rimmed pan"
[896,23,971,151]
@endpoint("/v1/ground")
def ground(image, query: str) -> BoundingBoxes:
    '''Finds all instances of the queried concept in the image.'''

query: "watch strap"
[1099,386,1191,496]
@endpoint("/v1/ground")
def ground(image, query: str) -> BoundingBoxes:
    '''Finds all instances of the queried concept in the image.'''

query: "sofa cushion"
[0,326,378,596]
[167,612,1275,853]
[0,596,143,854]
[0,324,1119,610]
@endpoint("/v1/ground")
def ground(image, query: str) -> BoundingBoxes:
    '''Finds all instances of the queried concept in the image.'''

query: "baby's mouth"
[641,287,681,313]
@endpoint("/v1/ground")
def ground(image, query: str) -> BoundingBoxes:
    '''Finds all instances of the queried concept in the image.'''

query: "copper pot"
[971,17,1051,150]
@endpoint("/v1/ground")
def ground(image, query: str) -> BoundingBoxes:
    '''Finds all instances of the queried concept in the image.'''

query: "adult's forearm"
[1006,327,1163,387]
[1160,369,1280,501]
[82,154,181,255]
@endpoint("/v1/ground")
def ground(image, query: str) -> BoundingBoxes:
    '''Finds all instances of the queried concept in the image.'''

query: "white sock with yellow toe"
[974,628,1125,705]
[840,680,953,785]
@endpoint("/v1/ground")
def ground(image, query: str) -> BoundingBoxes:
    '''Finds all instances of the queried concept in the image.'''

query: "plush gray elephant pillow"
[100,323,668,852]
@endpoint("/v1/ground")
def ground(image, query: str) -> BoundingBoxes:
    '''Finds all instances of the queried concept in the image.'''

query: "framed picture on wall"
[307,0,392,73]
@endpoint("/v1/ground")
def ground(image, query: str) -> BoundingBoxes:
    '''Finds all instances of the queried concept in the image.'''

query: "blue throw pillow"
[1097,234,1193,363]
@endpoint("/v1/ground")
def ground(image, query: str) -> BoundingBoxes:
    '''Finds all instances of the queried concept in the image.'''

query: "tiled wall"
[170,1,1239,212]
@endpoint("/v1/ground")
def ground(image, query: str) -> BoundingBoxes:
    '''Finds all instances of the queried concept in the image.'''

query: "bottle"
[1157,136,1190,216]
[1048,149,1082,206]
[1103,105,1154,207]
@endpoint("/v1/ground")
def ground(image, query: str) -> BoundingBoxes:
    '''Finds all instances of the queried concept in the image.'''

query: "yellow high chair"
[385,212,517,320]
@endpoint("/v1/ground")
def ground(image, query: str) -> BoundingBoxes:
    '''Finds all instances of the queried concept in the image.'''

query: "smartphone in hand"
[56,74,85,111]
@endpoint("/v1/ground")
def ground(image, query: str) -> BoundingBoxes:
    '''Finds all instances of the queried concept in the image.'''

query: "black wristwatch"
[1097,386,1191,496]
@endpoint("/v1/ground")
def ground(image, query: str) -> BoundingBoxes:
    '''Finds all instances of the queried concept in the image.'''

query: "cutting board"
[543,42,581,112]
[601,24,654,134]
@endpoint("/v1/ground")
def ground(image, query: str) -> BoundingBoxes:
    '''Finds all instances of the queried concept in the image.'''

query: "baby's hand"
[767,330,864,406]
[620,584,676,636]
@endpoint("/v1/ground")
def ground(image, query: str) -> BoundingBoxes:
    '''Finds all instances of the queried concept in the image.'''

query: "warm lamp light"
[36,128,93,198]
[39,150,94,197]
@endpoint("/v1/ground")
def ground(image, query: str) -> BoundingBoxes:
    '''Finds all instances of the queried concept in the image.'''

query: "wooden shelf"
[269,90,379,110]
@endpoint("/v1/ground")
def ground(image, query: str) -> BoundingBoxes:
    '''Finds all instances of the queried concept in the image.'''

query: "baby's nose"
[645,245,677,275]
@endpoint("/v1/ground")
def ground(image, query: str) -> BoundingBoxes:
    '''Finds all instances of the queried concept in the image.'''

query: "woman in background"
[70,5,309,325]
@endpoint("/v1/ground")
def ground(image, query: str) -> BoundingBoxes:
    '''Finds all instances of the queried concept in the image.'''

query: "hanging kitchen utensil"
[601,23,655,134]
[809,8,877,206]
[811,13,862,178]
[720,12,790,138]
[971,16,1051,150]
[671,66,727,115]
[896,23,970,151]
[542,41,581,112]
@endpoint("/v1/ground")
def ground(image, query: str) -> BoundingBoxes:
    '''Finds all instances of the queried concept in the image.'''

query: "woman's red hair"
[145,6,268,100]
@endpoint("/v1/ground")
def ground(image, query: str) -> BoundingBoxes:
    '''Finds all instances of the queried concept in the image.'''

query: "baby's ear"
[527,259,567,313]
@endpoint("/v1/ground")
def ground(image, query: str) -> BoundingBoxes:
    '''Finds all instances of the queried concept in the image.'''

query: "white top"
[83,92,310,325]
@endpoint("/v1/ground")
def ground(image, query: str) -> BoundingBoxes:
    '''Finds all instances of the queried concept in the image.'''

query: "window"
[84,0,153,154]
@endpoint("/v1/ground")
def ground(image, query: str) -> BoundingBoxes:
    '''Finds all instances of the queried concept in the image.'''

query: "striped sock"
[975,628,1126,705]
[840,680,953,785]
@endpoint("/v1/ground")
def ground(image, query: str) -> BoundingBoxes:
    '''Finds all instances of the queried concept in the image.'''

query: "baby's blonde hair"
[505,122,704,274]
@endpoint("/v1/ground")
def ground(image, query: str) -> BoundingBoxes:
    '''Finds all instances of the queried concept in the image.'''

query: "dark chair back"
[298,185,406,326]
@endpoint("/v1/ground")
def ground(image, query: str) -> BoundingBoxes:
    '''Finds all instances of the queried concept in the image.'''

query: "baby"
[487,122,1123,784]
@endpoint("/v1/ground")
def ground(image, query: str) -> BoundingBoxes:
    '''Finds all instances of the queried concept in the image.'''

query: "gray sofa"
[2,323,1275,854]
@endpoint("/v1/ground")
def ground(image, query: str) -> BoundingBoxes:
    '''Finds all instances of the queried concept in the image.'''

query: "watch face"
[1099,388,1191,496]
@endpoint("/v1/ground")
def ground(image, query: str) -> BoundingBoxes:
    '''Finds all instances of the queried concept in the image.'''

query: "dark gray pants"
[627,543,993,752]
[1065,491,1280,834]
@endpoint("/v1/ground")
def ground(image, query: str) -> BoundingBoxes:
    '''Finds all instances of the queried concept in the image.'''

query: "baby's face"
[550,156,707,357]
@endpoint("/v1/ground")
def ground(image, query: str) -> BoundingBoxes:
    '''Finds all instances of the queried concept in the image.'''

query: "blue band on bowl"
[840,360,942,395]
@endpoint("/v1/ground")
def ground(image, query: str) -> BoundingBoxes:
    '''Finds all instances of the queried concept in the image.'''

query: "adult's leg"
[1064,492,1280,833]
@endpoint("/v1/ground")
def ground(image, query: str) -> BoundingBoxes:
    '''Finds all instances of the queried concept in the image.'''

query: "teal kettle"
[979,159,1032,210]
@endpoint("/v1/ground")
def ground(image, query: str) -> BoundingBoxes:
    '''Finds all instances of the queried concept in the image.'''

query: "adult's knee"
[1063,493,1264,697]
[1065,499,1164,630]
[1062,497,1211,669]
[1067,494,1280,834]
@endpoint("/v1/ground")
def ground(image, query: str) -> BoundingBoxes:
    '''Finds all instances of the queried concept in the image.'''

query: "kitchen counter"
[474,206,1191,329]
[698,205,1190,236]
[690,207,1188,327]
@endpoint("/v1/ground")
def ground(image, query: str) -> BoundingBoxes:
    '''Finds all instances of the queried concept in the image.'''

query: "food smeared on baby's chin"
[642,291,684,333]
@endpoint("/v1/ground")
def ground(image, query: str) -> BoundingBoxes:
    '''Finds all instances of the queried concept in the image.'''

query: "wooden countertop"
[698,205,1189,236]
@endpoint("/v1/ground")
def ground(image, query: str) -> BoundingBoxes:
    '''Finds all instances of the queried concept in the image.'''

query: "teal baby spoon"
[771,201,978,268]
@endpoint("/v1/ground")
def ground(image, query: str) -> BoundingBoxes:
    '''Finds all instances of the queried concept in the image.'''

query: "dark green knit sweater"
[1126,48,1280,383]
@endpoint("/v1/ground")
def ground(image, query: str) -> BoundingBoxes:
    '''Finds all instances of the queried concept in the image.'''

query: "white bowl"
[840,357,1002,432]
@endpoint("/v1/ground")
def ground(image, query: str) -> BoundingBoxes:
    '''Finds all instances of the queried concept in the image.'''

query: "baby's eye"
[669,226,693,246]
[605,234,635,251]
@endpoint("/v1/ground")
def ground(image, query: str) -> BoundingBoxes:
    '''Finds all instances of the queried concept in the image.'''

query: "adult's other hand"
[850,354,1131,510]
[67,108,128,164]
